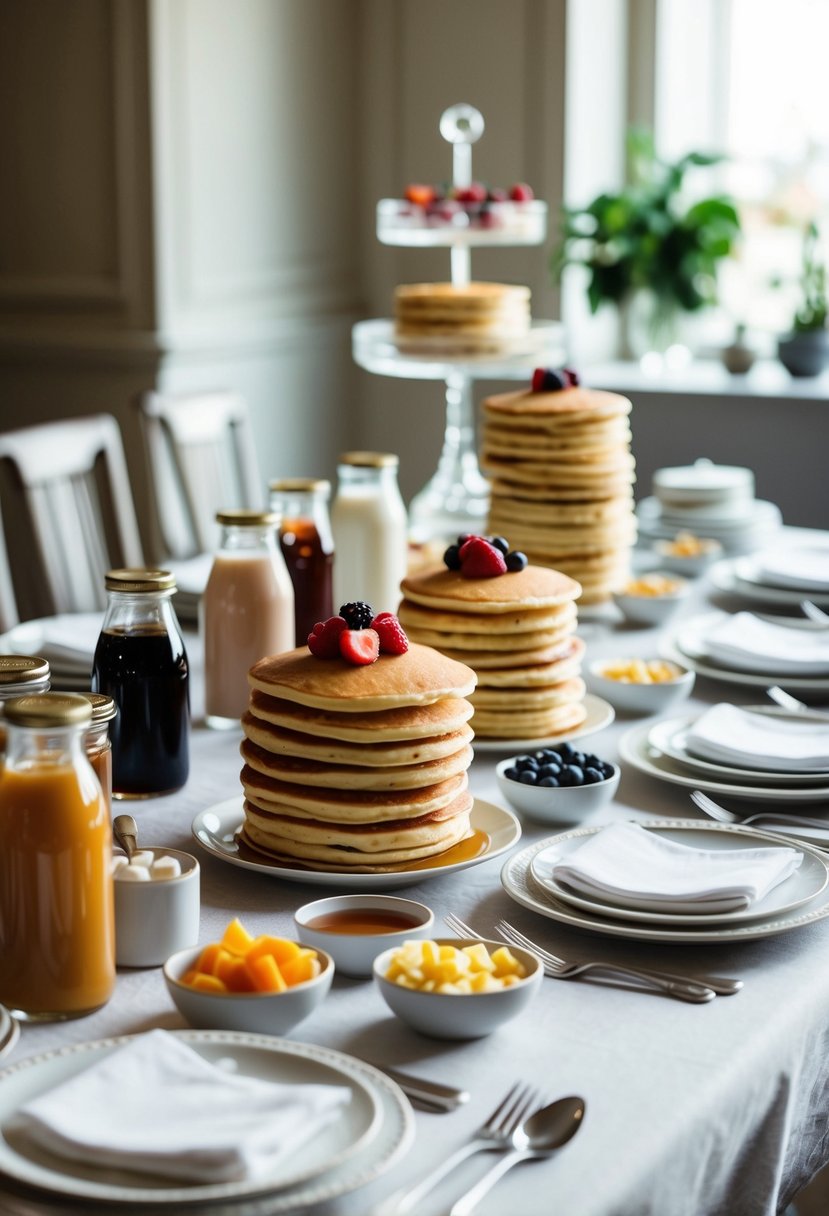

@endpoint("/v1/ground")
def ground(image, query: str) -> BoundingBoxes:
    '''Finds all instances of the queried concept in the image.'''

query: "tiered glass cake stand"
[352,104,564,545]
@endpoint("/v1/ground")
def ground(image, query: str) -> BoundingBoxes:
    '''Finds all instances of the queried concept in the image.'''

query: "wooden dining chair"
[0,415,144,628]
[137,390,263,560]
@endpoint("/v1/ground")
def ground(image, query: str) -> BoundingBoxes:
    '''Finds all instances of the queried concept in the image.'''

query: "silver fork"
[690,789,829,838]
[766,685,829,720]
[801,600,829,626]
[444,913,726,1001]
[376,1081,541,1216]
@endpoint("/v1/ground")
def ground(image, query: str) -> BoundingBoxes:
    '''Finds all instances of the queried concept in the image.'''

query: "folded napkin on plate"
[551,822,802,914]
[754,544,829,592]
[14,1029,351,1185]
[685,702,829,772]
[704,612,829,675]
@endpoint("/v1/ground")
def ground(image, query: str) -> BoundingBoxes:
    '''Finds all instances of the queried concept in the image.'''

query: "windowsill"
[584,358,829,400]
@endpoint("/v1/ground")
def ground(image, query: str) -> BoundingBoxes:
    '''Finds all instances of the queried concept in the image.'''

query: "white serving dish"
[612,574,691,626]
[372,938,542,1039]
[495,759,620,825]
[587,658,695,715]
[294,895,434,979]
[163,944,334,1036]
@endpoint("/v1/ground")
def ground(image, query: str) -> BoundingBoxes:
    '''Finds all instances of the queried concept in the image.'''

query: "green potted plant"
[777,221,829,377]
[551,129,740,357]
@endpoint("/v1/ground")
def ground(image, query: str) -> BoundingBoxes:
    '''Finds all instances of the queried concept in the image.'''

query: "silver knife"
[372,1063,470,1112]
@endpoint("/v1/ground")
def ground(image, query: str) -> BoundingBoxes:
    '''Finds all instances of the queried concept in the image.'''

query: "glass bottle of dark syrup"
[92,569,189,798]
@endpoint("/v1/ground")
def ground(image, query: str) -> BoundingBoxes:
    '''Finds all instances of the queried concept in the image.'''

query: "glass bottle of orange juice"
[0,693,115,1021]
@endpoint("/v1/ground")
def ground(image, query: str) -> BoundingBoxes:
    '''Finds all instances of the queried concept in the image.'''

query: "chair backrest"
[138,390,263,560]
[0,414,144,628]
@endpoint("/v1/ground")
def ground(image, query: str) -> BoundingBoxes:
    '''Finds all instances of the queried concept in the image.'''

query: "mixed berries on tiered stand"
[307,602,409,666]
[443,534,528,578]
[401,181,535,229]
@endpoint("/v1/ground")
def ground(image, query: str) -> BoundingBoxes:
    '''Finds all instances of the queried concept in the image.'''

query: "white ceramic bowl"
[612,573,690,626]
[652,539,724,576]
[294,895,434,978]
[372,938,542,1039]
[163,943,334,1035]
[587,658,695,715]
[495,758,620,825]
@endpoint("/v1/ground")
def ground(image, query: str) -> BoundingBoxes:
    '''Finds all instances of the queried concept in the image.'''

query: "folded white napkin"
[754,544,829,592]
[685,702,829,772]
[551,822,802,914]
[14,1029,351,1185]
[704,612,829,675]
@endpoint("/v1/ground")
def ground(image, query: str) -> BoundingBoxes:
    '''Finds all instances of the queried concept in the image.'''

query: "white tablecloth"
[3,544,829,1216]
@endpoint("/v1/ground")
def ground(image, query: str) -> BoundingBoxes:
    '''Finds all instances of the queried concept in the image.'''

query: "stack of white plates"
[710,539,829,608]
[660,610,829,695]
[617,705,829,807]
[502,821,829,943]
[636,496,782,554]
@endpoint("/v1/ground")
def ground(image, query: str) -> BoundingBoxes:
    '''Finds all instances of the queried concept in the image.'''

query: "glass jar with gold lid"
[91,568,189,798]
[80,692,117,811]
[269,478,334,643]
[0,692,115,1020]
[0,655,51,757]
[331,452,408,614]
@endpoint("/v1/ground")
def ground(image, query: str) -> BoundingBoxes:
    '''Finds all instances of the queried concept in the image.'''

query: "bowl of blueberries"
[495,742,620,825]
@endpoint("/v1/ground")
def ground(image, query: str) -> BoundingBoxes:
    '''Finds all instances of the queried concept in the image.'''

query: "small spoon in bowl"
[113,814,139,862]
[449,1096,586,1216]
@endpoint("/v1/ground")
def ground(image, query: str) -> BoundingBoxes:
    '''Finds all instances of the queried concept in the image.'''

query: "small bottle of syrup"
[92,568,189,799]
[269,479,334,644]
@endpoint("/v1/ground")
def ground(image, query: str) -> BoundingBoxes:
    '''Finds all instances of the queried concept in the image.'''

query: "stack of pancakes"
[394,282,531,355]
[481,385,637,603]
[398,564,585,740]
[239,644,477,872]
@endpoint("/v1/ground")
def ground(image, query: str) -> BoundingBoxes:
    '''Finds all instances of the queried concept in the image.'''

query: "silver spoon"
[449,1096,586,1216]
[766,686,829,721]
[801,600,829,626]
[113,814,139,861]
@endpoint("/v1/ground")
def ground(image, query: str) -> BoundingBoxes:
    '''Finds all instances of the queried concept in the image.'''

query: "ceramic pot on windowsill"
[777,328,829,377]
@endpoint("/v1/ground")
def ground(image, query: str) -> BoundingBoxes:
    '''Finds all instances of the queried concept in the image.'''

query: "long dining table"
[2,540,829,1216]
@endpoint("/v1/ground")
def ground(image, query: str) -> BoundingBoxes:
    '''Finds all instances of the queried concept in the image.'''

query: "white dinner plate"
[502,820,829,943]
[619,721,829,805]
[0,1031,413,1209]
[660,613,829,694]
[710,559,829,609]
[648,712,829,786]
[471,693,614,753]
[0,1009,18,1064]
[192,797,521,890]
[528,831,828,926]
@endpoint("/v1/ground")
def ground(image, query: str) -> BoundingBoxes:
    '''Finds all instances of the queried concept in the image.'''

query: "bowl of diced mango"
[372,938,542,1039]
[587,657,695,715]
[163,917,334,1036]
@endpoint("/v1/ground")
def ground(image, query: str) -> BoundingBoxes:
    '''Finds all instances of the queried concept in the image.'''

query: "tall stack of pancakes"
[239,644,477,872]
[481,384,637,603]
[398,564,585,740]
[394,282,531,355]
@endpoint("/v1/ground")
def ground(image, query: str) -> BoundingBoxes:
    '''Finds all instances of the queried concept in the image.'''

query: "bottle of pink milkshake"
[203,510,295,729]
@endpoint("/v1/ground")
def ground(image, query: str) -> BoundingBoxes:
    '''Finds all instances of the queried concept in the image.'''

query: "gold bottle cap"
[4,692,93,728]
[338,451,399,469]
[80,692,118,724]
[0,655,50,684]
[105,568,176,593]
[269,478,331,495]
[214,509,279,527]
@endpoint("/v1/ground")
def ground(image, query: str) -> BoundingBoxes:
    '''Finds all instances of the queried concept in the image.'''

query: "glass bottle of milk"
[331,453,408,615]
[203,510,295,729]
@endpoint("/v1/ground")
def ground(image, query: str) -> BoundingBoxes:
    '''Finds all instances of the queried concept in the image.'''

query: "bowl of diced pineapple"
[587,656,695,715]
[372,938,542,1039]
[164,917,334,1036]
[653,532,723,576]
[612,572,690,626]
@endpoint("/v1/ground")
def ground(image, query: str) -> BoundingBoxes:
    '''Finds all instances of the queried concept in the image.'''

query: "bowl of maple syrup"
[294,894,434,978]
